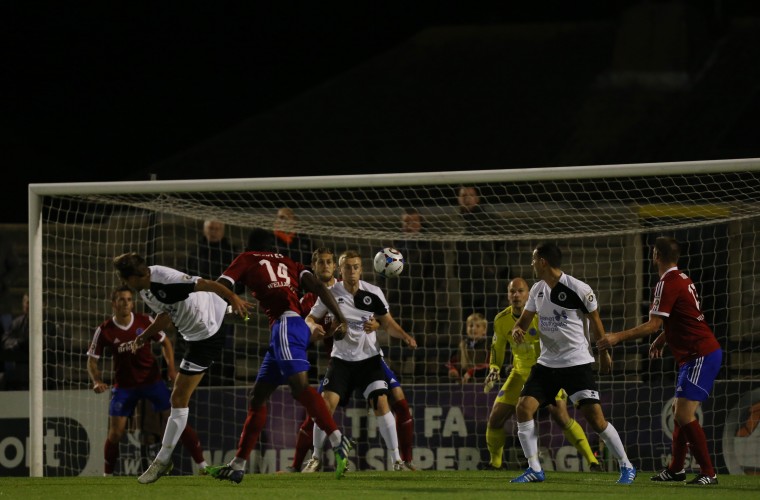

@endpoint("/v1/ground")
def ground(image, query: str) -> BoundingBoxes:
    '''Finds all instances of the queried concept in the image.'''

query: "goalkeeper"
[483,277,603,471]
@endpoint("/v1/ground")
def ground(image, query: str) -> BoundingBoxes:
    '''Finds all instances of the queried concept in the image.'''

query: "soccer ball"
[373,247,404,278]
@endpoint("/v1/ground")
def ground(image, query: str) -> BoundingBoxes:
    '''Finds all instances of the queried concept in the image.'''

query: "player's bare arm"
[196,277,253,318]
[377,313,417,349]
[511,309,535,344]
[597,315,664,351]
[87,356,108,393]
[649,331,667,359]
[587,309,612,374]
[132,312,172,352]
[305,314,328,342]
[302,272,348,340]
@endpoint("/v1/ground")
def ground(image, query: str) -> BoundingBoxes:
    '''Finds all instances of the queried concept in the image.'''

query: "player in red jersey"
[286,248,416,473]
[87,286,208,476]
[598,236,722,486]
[205,250,355,483]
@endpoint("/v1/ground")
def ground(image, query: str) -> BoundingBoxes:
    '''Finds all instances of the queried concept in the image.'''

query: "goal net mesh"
[31,164,760,476]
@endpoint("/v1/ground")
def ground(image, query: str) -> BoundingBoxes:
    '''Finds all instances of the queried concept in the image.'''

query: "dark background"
[5,1,760,224]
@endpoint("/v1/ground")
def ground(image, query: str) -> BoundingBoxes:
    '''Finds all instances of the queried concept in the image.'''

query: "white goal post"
[25,158,760,477]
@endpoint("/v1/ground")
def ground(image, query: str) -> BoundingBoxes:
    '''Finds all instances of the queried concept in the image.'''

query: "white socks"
[599,422,632,469]
[517,420,541,471]
[156,407,189,463]
[377,412,401,462]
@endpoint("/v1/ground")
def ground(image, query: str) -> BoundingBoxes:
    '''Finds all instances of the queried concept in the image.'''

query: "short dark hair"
[311,247,335,264]
[246,228,274,252]
[113,252,149,280]
[111,284,133,302]
[535,242,562,268]
[654,236,680,263]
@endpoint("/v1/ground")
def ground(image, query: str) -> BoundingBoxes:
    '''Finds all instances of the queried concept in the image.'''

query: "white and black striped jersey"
[310,280,389,362]
[139,265,227,342]
[525,272,597,368]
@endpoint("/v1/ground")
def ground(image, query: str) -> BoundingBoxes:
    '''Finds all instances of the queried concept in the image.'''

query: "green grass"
[2,471,760,500]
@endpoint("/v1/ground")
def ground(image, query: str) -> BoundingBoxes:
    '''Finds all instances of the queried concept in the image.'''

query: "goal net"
[22,159,760,477]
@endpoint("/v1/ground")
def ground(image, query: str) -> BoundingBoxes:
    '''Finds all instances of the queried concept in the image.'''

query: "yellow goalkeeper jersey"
[490,305,541,376]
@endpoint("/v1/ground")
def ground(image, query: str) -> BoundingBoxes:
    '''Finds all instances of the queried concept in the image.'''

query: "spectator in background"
[246,208,312,265]
[185,220,237,281]
[455,186,506,324]
[1,293,29,390]
[185,219,239,385]
[446,312,490,384]
[0,233,20,333]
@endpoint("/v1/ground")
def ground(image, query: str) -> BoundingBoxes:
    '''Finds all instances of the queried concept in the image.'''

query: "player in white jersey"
[113,252,252,484]
[306,250,417,471]
[509,242,636,485]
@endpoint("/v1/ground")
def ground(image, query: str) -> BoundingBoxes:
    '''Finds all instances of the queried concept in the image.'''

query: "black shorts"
[520,363,599,408]
[178,327,227,375]
[322,355,388,406]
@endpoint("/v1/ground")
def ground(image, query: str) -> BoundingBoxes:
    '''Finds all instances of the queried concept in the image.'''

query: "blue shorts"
[675,348,722,402]
[109,380,171,417]
[381,358,401,390]
[256,313,311,386]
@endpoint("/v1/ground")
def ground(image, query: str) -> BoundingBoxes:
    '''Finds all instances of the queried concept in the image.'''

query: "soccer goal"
[23,159,760,477]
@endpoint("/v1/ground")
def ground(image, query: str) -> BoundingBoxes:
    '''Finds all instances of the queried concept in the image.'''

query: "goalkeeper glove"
[483,367,500,393]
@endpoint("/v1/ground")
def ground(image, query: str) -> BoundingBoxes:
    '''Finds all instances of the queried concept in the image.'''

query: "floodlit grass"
[2,470,760,500]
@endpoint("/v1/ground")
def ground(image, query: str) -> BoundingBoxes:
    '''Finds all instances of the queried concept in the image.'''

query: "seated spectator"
[446,312,490,384]
[0,233,20,334]
[1,293,29,390]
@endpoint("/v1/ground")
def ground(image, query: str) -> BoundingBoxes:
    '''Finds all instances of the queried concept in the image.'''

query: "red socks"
[179,424,206,464]
[392,399,414,463]
[295,387,337,436]
[236,405,268,460]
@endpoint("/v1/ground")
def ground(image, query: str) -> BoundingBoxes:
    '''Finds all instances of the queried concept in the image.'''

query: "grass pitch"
[2,470,759,500]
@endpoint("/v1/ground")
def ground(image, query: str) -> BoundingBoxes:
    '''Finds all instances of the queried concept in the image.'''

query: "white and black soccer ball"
[373,247,404,278]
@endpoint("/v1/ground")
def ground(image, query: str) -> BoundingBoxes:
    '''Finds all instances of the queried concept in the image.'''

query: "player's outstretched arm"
[301,272,348,340]
[305,314,328,342]
[586,310,612,374]
[377,313,416,349]
[132,312,172,352]
[597,315,664,351]
[649,332,667,359]
[196,277,253,318]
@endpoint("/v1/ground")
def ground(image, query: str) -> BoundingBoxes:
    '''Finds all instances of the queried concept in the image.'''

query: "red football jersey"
[650,268,721,364]
[222,251,308,325]
[87,312,164,388]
